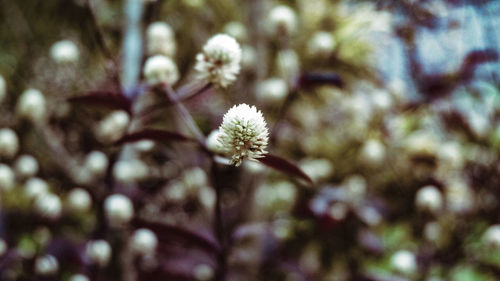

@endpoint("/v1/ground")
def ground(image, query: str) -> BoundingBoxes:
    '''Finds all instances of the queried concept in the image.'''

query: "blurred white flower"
[0,74,6,103]
[34,254,59,276]
[86,240,111,267]
[17,88,47,122]
[143,55,179,85]
[0,239,7,256]
[84,150,108,177]
[193,264,214,281]
[113,159,149,184]
[241,45,257,69]
[198,186,216,210]
[95,110,130,143]
[50,40,79,64]
[415,185,443,214]
[67,188,92,212]
[267,5,297,36]
[445,180,474,214]
[344,174,367,205]
[69,274,90,281]
[390,250,417,275]
[0,128,19,159]
[34,193,62,220]
[104,194,134,226]
[424,221,442,242]
[194,34,241,88]
[0,164,15,191]
[299,158,333,182]
[24,177,49,199]
[182,167,207,192]
[255,78,288,104]
[217,104,269,166]
[146,22,176,57]
[130,228,158,256]
[14,155,39,178]
[359,139,386,166]
[133,139,155,152]
[483,225,500,248]
[223,21,247,42]
[276,49,300,81]
[307,31,336,57]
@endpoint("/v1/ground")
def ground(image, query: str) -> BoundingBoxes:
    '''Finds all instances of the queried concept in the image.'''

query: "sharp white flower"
[143,55,179,85]
[217,104,269,166]
[194,34,241,88]
[50,40,79,64]
[146,22,176,57]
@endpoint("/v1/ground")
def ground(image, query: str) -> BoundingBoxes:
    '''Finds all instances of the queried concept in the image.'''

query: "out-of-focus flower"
[390,250,417,275]
[445,180,474,214]
[424,221,442,242]
[130,228,158,256]
[66,188,92,212]
[359,139,386,166]
[299,158,333,182]
[483,225,500,248]
[69,274,90,281]
[198,186,216,209]
[241,45,256,69]
[34,254,59,276]
[415,185,443,214]
[276,49,300,81]
[370,90,393,113]
[95,110,130,143]
[217,104,269,166]
[86,240,111,267]
[223,21,247,42]
[255,78,288,105]
[0,74,6,103]
[255,181,297,214]
[0,128,19,159]
[0,239,7,256]
[25,177,49,199]
[143,55,179,85]
[133,140,155,152]
[17,88,47,123]
[267,5,297,36]
[34,193,62,220]
[146,22,176,57]
[50,40,79,64]
[193,264,214,281]
[181,167,207,193]
[307,31,336,57]
[14,155,39,178]
[0,164,15,191]
[113,159,149,184]
[104,194,134,226]
[194,34,241,88]
[405,130,439,157]
[344,174,367,205]
[84,151,108,177]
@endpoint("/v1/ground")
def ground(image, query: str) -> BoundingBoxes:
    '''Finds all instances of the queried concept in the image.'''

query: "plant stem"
[211,163,227,281]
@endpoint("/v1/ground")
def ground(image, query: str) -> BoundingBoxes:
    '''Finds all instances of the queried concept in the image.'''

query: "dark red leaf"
[69,91,131,112]
[115,129,195,145]
[258,154,313,184]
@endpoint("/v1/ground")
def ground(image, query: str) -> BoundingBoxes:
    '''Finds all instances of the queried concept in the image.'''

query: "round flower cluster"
[217,104,269,166]
[143,55,179,85]
[194,34,242,88]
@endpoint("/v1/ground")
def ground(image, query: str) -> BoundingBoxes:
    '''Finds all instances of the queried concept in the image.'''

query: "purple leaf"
[258,154,313,184]
[69,91,132,112]
[115,129,195,145]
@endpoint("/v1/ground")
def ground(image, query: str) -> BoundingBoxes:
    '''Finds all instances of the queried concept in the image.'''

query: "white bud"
[67,188,92,212]
[34,254,59,276]
[193,264,214,281]
[112,159,149,184]
[0,164,15,191]
[84,151,108,176]
[69,274,90,281]
[17,88,47,122]
[483,225,500,248]
[0,239,7,256]
[0,74,6,103]
[307,31,336,57]
[143,55,179,85]
[130,228,158,256]
[95,110,130,143]
[14,155,39,178]
[104,194,134,226]
[415,185,443,214]
[194,34,242,88]
[390,250,417,275]
[276,49,300,81]
[146,22,176,57]
[86,240,111,267]
[24,177,49,199]
[267,5,297,36]
[256,78,288,104]
[0,128,19,159]
[360,139,386,166]
[34,193,62,220]
[223,21,247,42]
[50,40,79,64]
[206,130,225,154]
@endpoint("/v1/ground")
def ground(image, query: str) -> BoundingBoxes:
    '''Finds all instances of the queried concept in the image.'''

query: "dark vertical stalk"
[211,162,227,281]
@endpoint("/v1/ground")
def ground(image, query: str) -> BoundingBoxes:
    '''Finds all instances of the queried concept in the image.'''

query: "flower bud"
[69,274,90,281]
[50,40,79,64]
[307,31,336,57]
[483,225,500,248]
[34,254,59,276]
[267,5,297,36]
[104,194,134,226]
[112,159,149,184]
[390,250,417,275]
[146,22,176,57]
[130,228,158,256]
[276,49,300,81]
[0,74,6,103]
[255,78,288,104]
[95,110,130,143]
[359,139,386,166]
[0,128,19,159]
[86,240,111,267]
[415,185,443,214]
[84,150,108,177]
[0,164,15,191]
[14,155,39,178]
[34,193,62,220]
[223,21,247,42]
[17,88,47,122]
[67,188,92,212]
[143,55,179,85]
[24,177,49,199]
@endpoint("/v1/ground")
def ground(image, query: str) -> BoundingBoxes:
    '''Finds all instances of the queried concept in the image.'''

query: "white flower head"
[415,185,443,214]
[143,55,179,85]
[50,40,79,64]
[146,22,176,57]
[0,164,15,191]
[67,188,92,212]
[104,194,134,226]
[267,5,298,36]
[69,274,90,281]
[84,150,108,176]
[34,193,62,220]
[256,78,288,104]
[217,104,269,166]
[194,34,241,88]
[14,154,39,178]
[86,240,111,267]
[307,31,336,57]
[34,254,59,276]
[483,225,500,248]
[17,88,47,123]
[0,128,19,159]
[130,228,158,256]
[390,250,417,275]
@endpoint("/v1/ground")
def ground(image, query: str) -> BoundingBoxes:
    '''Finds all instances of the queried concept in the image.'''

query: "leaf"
[68,91,132,112]
[258,154,313,184]
[115,129,195,145]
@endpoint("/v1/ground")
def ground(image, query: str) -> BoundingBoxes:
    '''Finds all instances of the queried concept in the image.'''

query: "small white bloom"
[69,274,90,281]
[198,186,216,209]
[299,158,333,182]
[193,264,214,281]
[359,139,386,166]
[217,104,269,166]
[133,139,155,152]
[50,40,79,64]
[143,55,179,85]
[113,159,149,184]
[14,155,39,178]
[390,250,417,275]
[241,45,257,69]
[86,240,111,267]
[194,34,242,88]
[34,254,59,276]
[17,88,47,122]
[483,225,500,248]
[104,194,134,226]
[67,188,92,212]
[146,22,176,57]
[276,49,300,81]
[256,78,288,104]
[307,31,336,57]
[0,128,19,159]
[84,151,108,177]
[424,222,441,242]
[345,175,367,204]
[182,167,207,192]
[267,5,298,36]
[223,21,248,42]
[130,228,158,255]
[415,185,443,214]
[0,164,15,191]
[24,177,49,199]
[34,193,62,220]
[0,74,6,103]
[95,110,130,143]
